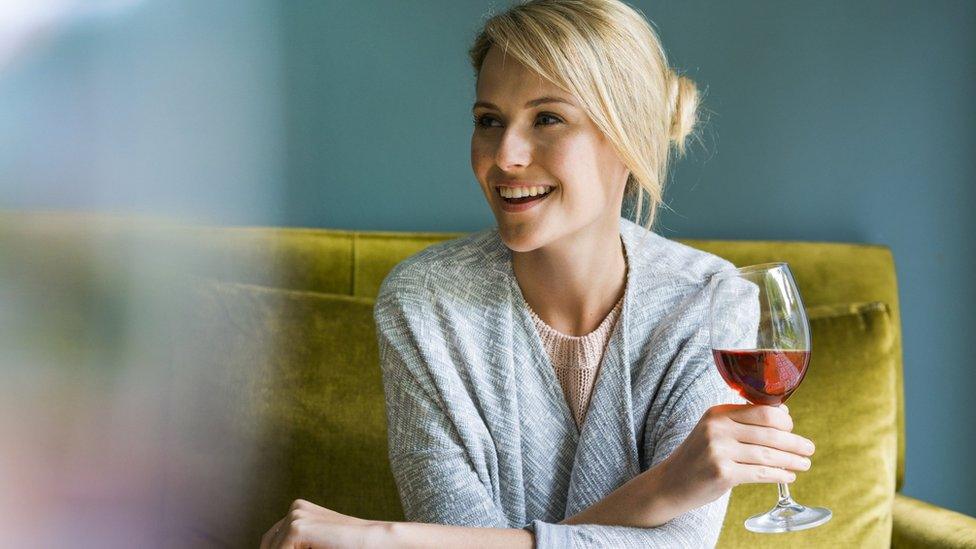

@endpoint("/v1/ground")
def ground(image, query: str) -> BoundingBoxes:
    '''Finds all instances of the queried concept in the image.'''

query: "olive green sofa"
[1,210,974,548]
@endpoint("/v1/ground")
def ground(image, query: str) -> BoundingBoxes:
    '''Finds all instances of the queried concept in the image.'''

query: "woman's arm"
[375,290,510,528]
[377,522,534,548]
[259,499,534,549]
[374,463,679,547]
[379,357,511,526]
[372,461,679,548]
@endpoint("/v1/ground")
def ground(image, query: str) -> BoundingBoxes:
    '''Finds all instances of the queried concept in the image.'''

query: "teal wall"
[0,1,286,224]
[1,1,973,517]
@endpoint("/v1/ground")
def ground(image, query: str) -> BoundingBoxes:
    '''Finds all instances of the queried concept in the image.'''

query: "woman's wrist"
[370,521,430,549]
[630,458,684,526]
[364,521,399,548]
[640,457,685,525]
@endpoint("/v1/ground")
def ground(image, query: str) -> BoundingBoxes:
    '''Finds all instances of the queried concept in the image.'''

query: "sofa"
[1,209,974,548]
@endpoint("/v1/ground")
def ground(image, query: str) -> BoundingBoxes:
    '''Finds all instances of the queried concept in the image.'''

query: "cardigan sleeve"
[374,277,510,529]
[524,277,758,549]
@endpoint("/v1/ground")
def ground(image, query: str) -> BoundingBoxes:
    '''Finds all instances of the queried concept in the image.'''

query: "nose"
[494,126,533,170]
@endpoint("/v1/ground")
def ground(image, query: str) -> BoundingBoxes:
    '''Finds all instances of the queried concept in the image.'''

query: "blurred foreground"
[0,210,281,547]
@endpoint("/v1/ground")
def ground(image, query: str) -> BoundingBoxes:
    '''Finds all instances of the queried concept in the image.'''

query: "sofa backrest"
[0,209,906,492]
[174,218,907,494]
[0,209,906,547]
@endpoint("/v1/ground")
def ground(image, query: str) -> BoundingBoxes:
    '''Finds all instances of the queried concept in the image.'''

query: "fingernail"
[805,440,815,453]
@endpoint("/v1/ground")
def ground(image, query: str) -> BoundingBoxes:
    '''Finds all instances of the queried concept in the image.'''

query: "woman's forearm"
[377,521,533,548]
[558,458,683,528]
[374,460,681,547]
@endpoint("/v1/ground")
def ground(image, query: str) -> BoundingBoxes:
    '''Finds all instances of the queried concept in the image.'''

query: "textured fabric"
[527,272,625,430]
[716,302,897,548]
[892,493,976,548]
[373,216,758,548]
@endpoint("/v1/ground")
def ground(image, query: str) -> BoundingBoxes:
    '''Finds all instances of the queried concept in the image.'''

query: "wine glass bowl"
[708,262,831,533]
[710,348,809,406]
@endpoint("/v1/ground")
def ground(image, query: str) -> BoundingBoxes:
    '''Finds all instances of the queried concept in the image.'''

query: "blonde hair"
[468,0,701,232]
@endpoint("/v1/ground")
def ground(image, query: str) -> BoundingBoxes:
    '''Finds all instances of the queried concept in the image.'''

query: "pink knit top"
[526,249,628,430]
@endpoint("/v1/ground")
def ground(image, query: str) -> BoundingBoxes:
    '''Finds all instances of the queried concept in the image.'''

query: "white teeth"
[498,185,553,199]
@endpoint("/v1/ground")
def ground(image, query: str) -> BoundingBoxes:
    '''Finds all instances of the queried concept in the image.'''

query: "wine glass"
[708,262,831,533]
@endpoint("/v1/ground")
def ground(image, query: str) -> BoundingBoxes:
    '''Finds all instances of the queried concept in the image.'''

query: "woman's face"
[471,45,630,253]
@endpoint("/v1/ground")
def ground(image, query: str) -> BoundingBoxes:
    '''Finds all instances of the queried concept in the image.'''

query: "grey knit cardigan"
[373,216,751,548]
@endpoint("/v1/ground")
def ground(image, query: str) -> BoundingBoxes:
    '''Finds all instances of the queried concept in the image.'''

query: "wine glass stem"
[772,403,797,507]
[777,482,795,506]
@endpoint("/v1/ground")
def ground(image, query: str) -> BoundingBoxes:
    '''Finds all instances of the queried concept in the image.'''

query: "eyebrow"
[472,96,577,112]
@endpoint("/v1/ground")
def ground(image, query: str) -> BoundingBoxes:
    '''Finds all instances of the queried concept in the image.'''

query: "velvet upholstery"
[1,209,973,547]
[892,493,976,548]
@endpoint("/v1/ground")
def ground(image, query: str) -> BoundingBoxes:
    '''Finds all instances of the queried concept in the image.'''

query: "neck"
[512,220,627,337]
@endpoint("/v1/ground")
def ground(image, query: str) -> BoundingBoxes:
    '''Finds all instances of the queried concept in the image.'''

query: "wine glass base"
[744,501,832,533]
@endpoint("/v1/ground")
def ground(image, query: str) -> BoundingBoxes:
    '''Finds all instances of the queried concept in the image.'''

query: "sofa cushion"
[717,301,897,548]
[161,278,401,549]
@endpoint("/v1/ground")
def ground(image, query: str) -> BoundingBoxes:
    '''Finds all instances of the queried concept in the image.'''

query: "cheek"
[548,139,600,188]
[470,140,492,174]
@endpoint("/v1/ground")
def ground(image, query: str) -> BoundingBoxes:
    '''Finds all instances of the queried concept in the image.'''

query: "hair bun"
[668,71,700,155]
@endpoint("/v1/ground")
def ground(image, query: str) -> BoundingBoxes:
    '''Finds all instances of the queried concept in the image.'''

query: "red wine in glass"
[708,262,831,533]
[711,349,809,406]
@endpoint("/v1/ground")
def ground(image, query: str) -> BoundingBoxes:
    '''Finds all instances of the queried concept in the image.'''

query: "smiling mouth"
[497,187,555,204]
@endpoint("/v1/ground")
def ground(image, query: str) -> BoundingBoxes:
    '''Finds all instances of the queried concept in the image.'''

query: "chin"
[496,222,548,253]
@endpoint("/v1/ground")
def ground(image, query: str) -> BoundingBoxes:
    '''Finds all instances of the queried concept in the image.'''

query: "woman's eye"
[472,113,562,128]
[536,113,562,126]
[473,114,498,128]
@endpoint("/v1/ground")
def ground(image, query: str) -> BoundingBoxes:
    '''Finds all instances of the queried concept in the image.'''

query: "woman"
[261,1,816,547]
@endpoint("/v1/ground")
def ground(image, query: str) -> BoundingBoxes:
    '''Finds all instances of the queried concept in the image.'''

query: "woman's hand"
[259,499,390,549]
[657,403,816,514]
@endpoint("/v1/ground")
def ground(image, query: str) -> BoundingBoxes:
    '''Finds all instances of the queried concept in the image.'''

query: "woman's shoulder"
[620,219,742,343]
[621,218,736,290]
[376,226,507,305]
[373,227,510,352]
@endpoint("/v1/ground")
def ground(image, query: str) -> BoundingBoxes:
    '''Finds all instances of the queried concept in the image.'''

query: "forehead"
[476,45,569,101]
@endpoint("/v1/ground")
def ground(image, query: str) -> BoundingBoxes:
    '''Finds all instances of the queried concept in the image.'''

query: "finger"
[733,422,815,456]
[731,462,798,485]
[733,440,812,472]
[727,404,793,432]
[270,520,291,549]
[290,498,320,513]
[260,517,286,549]
[269,513,291,549]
